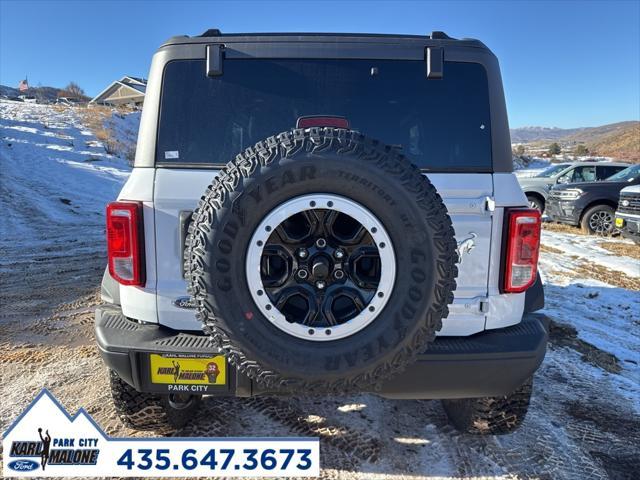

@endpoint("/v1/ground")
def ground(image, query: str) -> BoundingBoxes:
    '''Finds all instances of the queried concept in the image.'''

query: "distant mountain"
[510,126,577,143]
[510,121,638,143]
[0,85,21,97]
[511,121,639,162]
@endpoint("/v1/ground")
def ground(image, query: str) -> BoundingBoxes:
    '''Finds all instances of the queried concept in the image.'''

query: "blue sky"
[1,0,638,128]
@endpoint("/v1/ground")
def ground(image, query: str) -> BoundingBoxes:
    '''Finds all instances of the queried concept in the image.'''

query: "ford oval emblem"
[8,459,39,472]
[173,296,196,309]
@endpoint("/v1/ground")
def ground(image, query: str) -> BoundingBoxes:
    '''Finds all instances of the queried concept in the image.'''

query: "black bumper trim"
[96,305,548,399]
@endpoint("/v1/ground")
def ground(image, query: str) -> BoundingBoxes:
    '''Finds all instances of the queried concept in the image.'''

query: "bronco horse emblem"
[456,233,477,264]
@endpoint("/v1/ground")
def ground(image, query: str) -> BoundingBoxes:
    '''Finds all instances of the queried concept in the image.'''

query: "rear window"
[157,59,492,170]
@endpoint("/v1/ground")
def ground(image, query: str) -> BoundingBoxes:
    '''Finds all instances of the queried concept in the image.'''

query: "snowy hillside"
[0,101,132,232]
[0,100,135,321]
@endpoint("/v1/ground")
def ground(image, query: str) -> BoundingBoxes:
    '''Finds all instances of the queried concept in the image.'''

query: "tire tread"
[184,128,458,392]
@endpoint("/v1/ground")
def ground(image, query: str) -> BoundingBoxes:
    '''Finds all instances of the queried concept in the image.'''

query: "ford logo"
[173,296,196,309]
[8,459,39,471]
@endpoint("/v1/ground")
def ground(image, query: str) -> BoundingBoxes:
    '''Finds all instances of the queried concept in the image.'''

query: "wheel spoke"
[260,245,293,288]
[321,285,366,326]
[325,210,367,245]
[275,209,319,244]
[590,210,613,234]
[349,246,382,290]
[247,194,396,341]
[273,286,317,325]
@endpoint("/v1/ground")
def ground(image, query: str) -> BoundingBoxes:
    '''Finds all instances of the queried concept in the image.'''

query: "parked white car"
[18,95,37,103]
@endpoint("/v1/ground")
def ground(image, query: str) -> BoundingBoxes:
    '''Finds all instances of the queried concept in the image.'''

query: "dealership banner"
[3,389,319,477]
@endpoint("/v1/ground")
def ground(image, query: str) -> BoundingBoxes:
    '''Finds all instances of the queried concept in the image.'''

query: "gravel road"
[1,240,638,479]
[1,100,638,479]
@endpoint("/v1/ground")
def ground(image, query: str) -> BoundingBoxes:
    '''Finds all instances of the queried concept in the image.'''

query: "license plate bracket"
[140,352,228,394]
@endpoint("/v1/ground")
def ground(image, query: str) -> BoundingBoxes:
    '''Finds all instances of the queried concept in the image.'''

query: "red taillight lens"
[503,208,541,293]
[107,201,145,286]
[296,116,350,129]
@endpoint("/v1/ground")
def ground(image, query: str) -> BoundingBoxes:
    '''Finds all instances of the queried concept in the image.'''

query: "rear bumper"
[95,305,548,400]
[546,198,581,225]
[616,212,640,243]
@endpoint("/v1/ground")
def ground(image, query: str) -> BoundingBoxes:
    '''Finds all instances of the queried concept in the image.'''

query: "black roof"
[160,30,486,49]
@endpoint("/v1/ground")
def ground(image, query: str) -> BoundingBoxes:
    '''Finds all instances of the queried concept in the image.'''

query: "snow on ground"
[1,100,639,479]
[0,100,133,322]
[539,229,640,395]
[0,100,130,233]
[104,109,140,148]
[542,229,640,278]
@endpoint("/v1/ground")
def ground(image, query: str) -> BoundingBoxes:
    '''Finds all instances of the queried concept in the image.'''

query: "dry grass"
[541,225,639,287]
[81,106,127,157]
[92,127,119,154]
[540,244,565,255]
[543,222,584,235]
[587,123,640,163]
[573,261,640,291]
[81,105,111,131]
[599,242,640,261]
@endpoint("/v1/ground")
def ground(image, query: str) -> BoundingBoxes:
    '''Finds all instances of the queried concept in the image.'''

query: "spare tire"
[185,128,457,392]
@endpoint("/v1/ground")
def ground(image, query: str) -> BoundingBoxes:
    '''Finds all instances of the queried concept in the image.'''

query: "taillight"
[106,201,145,286]
[502,208,541,293]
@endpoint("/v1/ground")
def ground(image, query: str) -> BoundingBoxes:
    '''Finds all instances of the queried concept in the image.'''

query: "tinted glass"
[607,165,640,182]
[597,165,626,180]
[535,164,571,177]
[157,59,492,170]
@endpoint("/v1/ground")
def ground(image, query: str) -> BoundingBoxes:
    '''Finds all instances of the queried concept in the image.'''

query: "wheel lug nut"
[334,249,344,259]
[333,269,344,280]
[316,280,326,290]
[297,269,308,279]
[315,238,327,249]
[298,248,308,259]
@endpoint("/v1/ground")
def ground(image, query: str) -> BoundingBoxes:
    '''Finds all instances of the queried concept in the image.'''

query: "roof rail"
[201,29,222,37]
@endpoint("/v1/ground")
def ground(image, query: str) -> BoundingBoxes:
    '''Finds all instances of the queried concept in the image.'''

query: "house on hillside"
[90,76,146,107]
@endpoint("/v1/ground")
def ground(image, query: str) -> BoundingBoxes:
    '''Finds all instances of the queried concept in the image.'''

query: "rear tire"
[580,205,615,235]
[526,194,544,213]
[109,370,200,434]
[441,377,533,435]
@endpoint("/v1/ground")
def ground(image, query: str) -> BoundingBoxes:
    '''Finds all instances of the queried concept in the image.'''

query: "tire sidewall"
[200,152,446,382]
[582,205,614,235]
[526,195,544,213]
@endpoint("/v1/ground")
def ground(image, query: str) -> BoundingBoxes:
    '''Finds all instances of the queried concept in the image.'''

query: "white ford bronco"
[96,30,547,435]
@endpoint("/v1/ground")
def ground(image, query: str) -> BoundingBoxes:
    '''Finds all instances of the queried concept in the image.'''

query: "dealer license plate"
[149,353,226,387]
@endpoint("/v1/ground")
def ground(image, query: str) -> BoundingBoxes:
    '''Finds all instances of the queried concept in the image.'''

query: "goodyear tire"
[185,128,457,392]
[109,371,200,434]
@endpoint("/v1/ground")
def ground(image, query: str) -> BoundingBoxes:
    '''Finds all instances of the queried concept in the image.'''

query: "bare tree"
[548,142,561,155]
[65,82,85,98]
[574,144,589,156]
